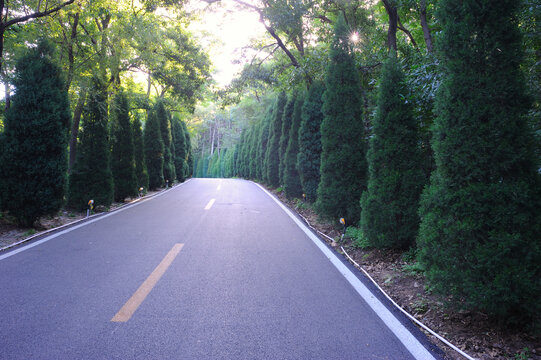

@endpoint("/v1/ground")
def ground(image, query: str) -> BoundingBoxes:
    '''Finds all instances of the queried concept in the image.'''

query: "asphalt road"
[0,178,443,359]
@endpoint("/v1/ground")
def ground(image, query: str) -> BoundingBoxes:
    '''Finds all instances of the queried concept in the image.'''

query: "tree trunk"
[68,89,87,173]
[382,0,398,51]
[419,0,433,52]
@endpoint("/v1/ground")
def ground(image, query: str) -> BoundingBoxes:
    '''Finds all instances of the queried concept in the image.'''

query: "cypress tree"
[264,92,287,186]
[360,53,425,249]
[182,121,193,178]
[156,100,176,183]
[417,0,541,324]
[256,105,273,180]
[144,109,164,189]
[110,91,137,202]
[0,41,71,225]
[316,15,367,224]
[279,93,296,185]
[248,123,260,179]
[283,91,304,199]
[172,116,188,182]
[68,77,114,210]
[298,81,324,203]
[132,113,149,192]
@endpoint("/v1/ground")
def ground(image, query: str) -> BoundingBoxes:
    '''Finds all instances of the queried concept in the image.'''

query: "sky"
[187,0,266,87]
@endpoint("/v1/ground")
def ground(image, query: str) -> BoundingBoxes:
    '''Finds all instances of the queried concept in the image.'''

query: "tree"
[316,15,367,224]
[181,120,193,178]
[264,92,287,186]
[298,81,324,203]
[156,100,176,183]
[133,113,149,192]
[360,53,425,249]
[279,92,296,185]
[144,108,164,189]
[172,116,188,182]
[0,41,71,226]
[417,0,541,325]
[283,91,304,199]
[255,105,273,180]
[68,77,114,210]
[111,91,138,202]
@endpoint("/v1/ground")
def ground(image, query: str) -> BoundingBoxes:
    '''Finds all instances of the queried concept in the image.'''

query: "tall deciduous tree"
[317,15,367,224]
[144,108,165,189]
[111,91,137,201]
[417,0,541,324]
[298,81,324,203]
[283,91,304,199]
[360,53,424,249]
[68,77,114,210]
[0,41,71,226]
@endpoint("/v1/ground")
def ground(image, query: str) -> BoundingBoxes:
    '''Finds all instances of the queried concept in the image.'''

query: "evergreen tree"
[283,91,304,199]
[110,91,137,202]
[248,123,259,179]
[182,121,193,178]
[132,113,149,192]
[360,53,425,249]
[298,81,324,203]
[279,93,296,185]
[68,77,114,210]
[316,15,367,224]
[172,116,188,182]
[156,100,176,183]
[264,92,287,186]
[0,41,71,226]
[144,109,164,189]
[417,0,541,324]
[256,106,273,180]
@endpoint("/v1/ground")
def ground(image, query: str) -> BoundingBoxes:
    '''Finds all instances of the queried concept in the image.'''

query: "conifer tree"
[172,116,188,182]
[298,81,324,203]
[360,53,425,249]
[256,106,273,180]
[279,93,296,185]
[284,91,304,199]
[0,41,71,225]
[68,77,114,210]
[156,100,176,183]
[181,121,193,178]
[111,91,137,202]
[417,0,541,324]
[144,109,164,189]
[317,15,367,223]
[132,114,149,192]
[264,92,287,186]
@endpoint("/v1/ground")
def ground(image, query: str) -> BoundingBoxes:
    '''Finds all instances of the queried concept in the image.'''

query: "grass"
[23,229,37,237]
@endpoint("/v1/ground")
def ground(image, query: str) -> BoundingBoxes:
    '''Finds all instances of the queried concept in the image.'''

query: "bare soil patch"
[267,186,541,360]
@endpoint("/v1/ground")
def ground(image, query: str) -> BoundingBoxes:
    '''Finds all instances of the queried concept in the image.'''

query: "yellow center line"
[111,243,184,322]
[204,198,215,210]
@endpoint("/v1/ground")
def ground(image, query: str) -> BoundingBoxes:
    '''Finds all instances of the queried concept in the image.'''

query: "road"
[0,178,442,359]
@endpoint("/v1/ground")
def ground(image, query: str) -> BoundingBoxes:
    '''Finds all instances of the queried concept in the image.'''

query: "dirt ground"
[1,184,539,359]
[268,186,541,360]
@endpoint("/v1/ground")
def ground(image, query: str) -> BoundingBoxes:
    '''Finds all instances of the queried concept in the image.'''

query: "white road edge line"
[204,198,216,210]
[254,182,437,360]
[0,180,192,261]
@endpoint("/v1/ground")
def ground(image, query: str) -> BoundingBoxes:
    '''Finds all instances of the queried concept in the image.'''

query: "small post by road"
[139,187,144,198]
[87,200,94,218]
[340,218,346,241]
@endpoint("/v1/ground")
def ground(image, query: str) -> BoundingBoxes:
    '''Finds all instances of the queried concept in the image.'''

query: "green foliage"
[255,106,272,180]
[360,53,425,249]
[283,91,304,199]
[317,15,367,224]
[111,91,137,201]
[298,81,325,203]
[417,0,541,326]
[0,41,71,226]
[264,92,287,186]
[156,100,176,183]
[68,77,114,211]
[279,92,296,185]
[183,121,193,178]
[144,108,164,189]
[133,114,149,191]
[172,116,188,182]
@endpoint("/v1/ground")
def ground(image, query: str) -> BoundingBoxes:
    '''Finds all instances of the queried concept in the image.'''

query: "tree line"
[0,40,193,227]
[195,1,540,327]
